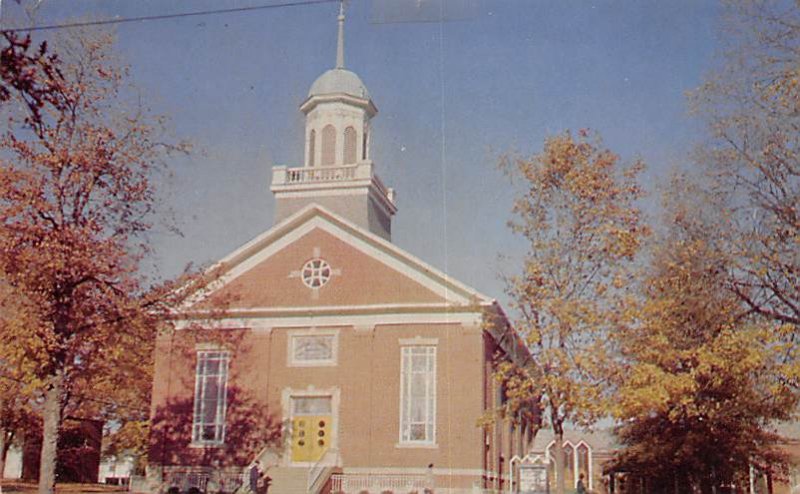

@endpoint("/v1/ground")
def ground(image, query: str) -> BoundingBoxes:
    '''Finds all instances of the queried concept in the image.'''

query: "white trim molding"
[341,467,485,476]
[174,311,482,331]
[398,336,439,346]
[194,342,226,351]
[394,442,438,450]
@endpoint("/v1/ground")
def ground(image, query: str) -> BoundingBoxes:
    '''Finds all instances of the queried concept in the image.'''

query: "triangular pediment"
[184,205,491,314]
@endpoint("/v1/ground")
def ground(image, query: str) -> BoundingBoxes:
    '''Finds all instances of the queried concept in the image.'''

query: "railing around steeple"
[271,160,395,205]
[287,164,357,183]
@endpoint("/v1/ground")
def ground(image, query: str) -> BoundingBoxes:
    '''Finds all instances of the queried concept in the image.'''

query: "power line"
[2,0,337,33]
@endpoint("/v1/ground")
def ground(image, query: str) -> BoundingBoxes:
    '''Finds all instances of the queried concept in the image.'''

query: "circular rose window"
[301,258,332,289]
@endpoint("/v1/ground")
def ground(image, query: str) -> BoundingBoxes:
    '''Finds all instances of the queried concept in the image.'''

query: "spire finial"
[336,0,345,69]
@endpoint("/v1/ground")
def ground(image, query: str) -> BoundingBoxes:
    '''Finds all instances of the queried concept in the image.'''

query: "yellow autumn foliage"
[496,130,648,494]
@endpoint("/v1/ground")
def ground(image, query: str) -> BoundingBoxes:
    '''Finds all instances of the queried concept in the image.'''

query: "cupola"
[270,1,396,239]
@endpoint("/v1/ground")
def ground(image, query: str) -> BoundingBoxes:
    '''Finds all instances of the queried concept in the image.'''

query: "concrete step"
[265,466,309,494]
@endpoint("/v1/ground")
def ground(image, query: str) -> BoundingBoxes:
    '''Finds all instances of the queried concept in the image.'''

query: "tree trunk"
[766,470,773,494]
[553,423,565,494]
[0,430,14,494]
[38,373,63,494]
[0,429,6,494]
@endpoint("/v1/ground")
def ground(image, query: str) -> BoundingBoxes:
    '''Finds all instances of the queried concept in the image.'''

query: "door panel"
[290,396,332,463]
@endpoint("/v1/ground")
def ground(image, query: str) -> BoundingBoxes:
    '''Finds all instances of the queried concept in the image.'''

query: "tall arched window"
[343,126,357,164]
[321,125,336,166]
[546,443,556,491]
[564,443,575,488]
[362,130,368,160]
[577,443,591,489]
[547,441,578,490]
[308,130,316,167]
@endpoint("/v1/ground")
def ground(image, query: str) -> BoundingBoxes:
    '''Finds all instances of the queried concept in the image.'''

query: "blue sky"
[2,0,722,303]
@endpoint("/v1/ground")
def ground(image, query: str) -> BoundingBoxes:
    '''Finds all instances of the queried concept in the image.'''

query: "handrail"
[234,444,273,494]
[308,448,339,492]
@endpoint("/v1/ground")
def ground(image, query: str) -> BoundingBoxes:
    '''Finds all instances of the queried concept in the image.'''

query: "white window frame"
[398,342,437,447]
[576,441,593,490]
[191,349,230,446]
[288,329,339,367]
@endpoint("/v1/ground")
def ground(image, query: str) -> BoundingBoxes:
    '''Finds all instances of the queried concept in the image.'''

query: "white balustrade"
[285,165,357,184]
[330,473,429,493]
[271,161,389,190]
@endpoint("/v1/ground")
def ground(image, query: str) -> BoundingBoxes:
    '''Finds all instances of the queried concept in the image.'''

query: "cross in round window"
[301,259,332,289]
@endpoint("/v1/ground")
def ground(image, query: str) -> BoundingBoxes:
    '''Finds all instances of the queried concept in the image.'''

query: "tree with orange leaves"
[608,179,798,493]
[0,31,61,124]
[0,29,188,494]
[497,130,648,494]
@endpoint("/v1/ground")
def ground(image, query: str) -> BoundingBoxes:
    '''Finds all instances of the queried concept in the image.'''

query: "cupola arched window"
[343,126,357,164]
[321,125,336,166]
[308,130,316,167]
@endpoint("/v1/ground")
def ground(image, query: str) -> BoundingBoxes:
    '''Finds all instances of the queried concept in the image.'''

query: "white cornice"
[180,301,490,318]
[173,310,484,330]
[270,179,397,216]
[300,93,378,117]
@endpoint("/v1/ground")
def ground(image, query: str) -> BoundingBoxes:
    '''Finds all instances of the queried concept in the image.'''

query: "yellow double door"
[290,396,333,463]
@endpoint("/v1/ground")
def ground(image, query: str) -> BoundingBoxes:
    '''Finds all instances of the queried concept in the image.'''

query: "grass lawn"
[0,481,127,494]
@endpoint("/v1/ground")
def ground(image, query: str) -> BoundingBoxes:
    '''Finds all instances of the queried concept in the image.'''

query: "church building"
[145,5,534,493]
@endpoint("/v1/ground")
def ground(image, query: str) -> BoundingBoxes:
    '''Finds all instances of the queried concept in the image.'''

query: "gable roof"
[532,428,620,453]
[181,204,494,316]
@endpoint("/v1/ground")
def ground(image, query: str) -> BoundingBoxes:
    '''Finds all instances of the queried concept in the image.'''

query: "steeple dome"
[308,68,370,99]
[307,1,370,100]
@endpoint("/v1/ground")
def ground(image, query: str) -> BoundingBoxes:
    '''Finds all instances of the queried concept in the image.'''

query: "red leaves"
[0,31,187,473]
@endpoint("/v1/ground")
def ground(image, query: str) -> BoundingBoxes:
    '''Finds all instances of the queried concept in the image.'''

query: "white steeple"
[270,2,396,240]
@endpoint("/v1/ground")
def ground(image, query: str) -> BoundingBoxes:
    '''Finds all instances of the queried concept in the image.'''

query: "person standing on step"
[577,473,587,494]
[249,460,262,494]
